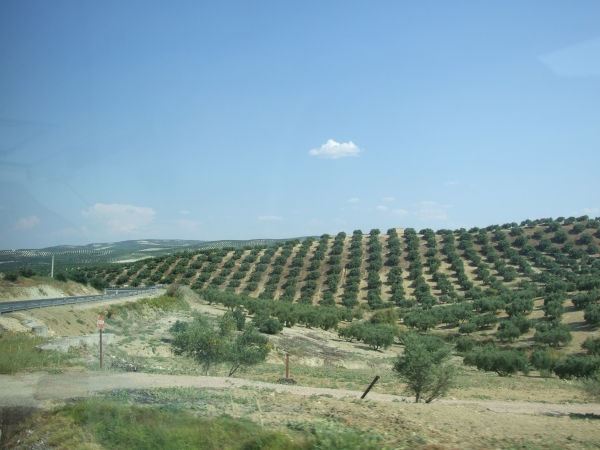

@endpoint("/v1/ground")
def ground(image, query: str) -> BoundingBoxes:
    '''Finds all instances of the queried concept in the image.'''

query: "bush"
[18,267,36,278]
[458,321,477,335]
[404,311,438,332]
[509,315,533,333]
[585,304,600,326]
[362,324,396,350]
[472,346,529,376]
[553,355,600,379]
[534,322,573,347]
[529,349,557,376]
[369,308,399,325]
[4,272,18,282]
[172,314,270,376]
[253,313,283,335]
[455,337,475,353]
[53,272,67,282]
[505,297,534,317]
[582,337,600,356]
[338,323,365,342]
[496,321,521,343]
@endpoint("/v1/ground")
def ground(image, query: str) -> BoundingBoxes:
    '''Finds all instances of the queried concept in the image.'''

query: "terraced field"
[9,216,600,355]
[66,218,598,308]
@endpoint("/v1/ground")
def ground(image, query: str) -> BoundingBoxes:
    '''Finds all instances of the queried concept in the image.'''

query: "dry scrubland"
[2,217,600,449]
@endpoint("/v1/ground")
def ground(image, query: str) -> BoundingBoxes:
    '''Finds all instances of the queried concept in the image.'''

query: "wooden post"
[285,353,290,379]
[360,375,380,399]
[99,329,103,369]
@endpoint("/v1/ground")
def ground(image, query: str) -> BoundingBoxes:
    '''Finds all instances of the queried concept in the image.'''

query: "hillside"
[53,216,598,299]
[17,215,596,350]
[0,237,299,272]
[3,215,600,449]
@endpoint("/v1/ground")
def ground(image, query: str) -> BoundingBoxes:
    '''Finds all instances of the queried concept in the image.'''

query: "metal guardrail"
[0,287,158,314]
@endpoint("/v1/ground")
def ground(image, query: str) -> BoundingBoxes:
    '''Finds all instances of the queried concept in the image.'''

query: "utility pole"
[50,255,54,278]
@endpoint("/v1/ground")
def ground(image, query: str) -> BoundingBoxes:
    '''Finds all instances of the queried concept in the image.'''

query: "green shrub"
[362,324,396,350]
[18,267,36,278]
[455,337,475,353]
[585,304,600,326]
[338,323,366,342]
[582,337,600,356]
[553,355,600,379]
[471,345,529,376]
[458,321,477,335]
[393,333,455,403]
[369,308,399,325]
[529,349,557,376]
[534,322,573,347]
[55,272,68,282]
[55,400,309,450]
[496,321,521,343]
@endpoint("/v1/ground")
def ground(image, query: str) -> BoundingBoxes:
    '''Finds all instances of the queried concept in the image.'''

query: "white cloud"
[390,209,409,217]
[258,215,282,221]
[14,215,40,230]
[309,139,362,159]
[347,198,360,203]
[584,207,599,214]
[376,205,388,212]
[382,197,395,202]
[413,201,451,221]
[445,181,459,186]
[82,203,156,233]
[179,210,190,215]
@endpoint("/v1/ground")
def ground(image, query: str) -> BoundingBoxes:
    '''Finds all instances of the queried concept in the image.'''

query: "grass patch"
[6,398,393,450]
[0,331,78,374]
[240,362,396,392]
[108,295,188,317]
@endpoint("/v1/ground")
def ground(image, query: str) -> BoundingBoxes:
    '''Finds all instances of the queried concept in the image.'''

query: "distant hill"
[0,237,308,272]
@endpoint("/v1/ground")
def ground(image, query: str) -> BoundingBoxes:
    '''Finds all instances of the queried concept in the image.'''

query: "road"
[1,370,599,417]
[0,287,158,314]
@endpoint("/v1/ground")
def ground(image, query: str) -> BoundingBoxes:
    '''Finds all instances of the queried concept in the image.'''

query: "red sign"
[97,316,105,329]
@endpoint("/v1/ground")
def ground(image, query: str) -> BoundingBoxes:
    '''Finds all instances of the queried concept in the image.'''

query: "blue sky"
[1,1,599,249]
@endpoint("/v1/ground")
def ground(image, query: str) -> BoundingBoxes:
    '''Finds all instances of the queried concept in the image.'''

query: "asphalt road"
[0,287,158,314]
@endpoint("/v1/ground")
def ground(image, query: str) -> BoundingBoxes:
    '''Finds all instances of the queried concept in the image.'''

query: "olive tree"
[393,333,455,403]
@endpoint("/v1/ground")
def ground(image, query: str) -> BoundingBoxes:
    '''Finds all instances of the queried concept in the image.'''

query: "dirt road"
[2,370,598,417]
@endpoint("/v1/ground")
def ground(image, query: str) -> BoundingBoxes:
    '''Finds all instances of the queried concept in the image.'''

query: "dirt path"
[2,370,598,417]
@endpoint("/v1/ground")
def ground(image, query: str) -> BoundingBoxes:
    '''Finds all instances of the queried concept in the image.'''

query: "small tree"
[529,349,556,377]
[496,321,521,343]
[393,334,455,403]
[370,308,399,325]
[171,315,229,375]
[473,346,529,376]
[582,337,600,356]
[534,322,573,347]
[362,324,396,350]
[226,325,270,376]
[584,304,600,327]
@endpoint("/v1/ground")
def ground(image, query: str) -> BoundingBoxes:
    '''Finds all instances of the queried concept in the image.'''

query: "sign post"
[97,316,105,369]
